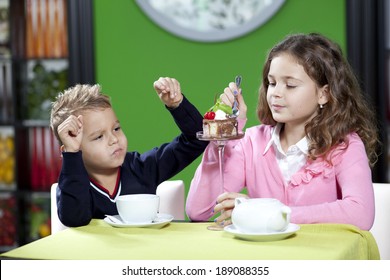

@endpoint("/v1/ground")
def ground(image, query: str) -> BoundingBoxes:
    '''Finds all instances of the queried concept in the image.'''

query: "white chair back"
[370,183,390,260]
[156,180,185,220]
[50,180,185,234]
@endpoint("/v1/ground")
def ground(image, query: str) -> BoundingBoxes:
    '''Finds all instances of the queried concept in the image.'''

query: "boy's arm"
[57,152,93,227]
[132,95,208,185]
[167,95,204,137]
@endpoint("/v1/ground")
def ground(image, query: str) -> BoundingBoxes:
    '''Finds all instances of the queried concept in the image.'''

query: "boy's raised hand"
[57,115,83,153]
[153,77,183,108]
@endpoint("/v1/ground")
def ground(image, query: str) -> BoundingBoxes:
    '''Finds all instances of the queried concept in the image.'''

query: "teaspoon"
[233,75,242,116]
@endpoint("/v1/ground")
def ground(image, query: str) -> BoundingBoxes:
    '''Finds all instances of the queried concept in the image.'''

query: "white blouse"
[263,124,308,183]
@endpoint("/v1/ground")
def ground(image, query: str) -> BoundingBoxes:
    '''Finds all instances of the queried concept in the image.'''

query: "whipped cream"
[214,109,228,120]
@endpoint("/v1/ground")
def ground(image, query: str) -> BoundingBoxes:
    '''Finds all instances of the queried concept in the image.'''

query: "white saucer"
[104,213,173,229]
[224,223,300,242]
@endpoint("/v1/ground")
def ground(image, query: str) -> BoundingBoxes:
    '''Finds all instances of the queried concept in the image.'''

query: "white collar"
[263,123,309,155]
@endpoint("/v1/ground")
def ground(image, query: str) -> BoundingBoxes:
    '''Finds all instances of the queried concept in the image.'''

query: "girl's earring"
[319,104,324,109]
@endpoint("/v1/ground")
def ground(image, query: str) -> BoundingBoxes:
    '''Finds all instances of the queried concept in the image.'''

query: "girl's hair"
[257,33,379,167]
[50,84,112,144]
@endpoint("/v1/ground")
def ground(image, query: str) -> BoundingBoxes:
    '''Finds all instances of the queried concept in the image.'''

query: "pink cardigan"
[186,124,375,230]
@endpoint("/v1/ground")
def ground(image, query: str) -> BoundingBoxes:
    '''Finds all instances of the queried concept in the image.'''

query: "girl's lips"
[271,104,284,110]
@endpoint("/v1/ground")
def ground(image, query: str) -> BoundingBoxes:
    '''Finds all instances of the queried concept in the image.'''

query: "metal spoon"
[105,215,123,224]
[235,75,242,88]
[232,75,242,116]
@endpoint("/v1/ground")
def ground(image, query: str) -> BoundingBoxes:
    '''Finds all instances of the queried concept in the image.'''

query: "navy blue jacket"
[57,96,207,227]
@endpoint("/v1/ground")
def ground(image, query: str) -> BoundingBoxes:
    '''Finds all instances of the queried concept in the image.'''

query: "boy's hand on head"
[57,115,83,153]
[153,77,183,109]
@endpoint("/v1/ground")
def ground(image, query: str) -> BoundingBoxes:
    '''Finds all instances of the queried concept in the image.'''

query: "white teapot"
[231,198,291,233]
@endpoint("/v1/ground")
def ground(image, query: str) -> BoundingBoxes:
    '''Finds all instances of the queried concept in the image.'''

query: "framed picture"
[25,192,51,242]
[0,126,15,191]
[135,0,285,42]
[0,192,18,249]
[0,0,9,56]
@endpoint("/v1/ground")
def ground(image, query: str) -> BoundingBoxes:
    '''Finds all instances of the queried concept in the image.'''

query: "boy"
[50,77,207,227]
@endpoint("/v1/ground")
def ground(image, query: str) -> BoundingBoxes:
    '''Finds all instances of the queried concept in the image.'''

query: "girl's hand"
[213,192,248,227]
[57,115,83,153]
[153,77,184,109]
[219,82,247,119]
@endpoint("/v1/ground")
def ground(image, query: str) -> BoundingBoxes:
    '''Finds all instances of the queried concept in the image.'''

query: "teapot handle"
[281,205,291,220]
[234,197,248,207]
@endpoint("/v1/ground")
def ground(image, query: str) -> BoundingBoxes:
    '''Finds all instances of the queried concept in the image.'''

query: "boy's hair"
[50,84,112,144]
[257,33,379,166]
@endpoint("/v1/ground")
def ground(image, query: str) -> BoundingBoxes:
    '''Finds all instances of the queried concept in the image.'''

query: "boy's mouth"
[112,148,123,156]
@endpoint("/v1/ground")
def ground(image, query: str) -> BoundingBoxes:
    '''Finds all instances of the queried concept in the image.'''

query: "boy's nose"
[109,134,119,145]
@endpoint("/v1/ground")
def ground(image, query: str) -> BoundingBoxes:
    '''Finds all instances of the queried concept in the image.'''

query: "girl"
[186,33,379,231]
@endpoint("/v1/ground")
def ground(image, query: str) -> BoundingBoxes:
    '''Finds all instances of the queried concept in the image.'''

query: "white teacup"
[231,198,291,233]
[116,194,159,223]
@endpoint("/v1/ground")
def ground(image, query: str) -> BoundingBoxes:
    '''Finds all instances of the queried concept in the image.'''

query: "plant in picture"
[27,61,68,120]
[0,132,15,188]
[0,195,17,247]
[0,2,9,44]
[28,197,51,240]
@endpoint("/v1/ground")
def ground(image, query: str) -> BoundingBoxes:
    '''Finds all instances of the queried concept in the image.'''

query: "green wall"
[93,0,346,200]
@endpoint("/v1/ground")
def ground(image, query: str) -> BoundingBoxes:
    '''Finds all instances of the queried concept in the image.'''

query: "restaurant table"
[1,220,379,260]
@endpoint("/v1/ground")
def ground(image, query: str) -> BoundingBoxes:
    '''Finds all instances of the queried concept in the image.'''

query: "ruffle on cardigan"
[290,144,346,186]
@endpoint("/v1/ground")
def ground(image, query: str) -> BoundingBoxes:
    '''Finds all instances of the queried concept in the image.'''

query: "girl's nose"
[269,86,282,98]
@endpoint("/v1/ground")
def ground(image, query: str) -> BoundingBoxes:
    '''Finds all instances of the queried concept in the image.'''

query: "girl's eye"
[94,135,103,141]
[268,81,276,87]
[114,126,121,132]
[286,84,297,89]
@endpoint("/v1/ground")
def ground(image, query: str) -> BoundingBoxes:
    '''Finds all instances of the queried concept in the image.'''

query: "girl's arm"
[290,135,375,230]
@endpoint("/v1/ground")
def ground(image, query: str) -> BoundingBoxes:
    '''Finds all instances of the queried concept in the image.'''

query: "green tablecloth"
[1,220,379,260]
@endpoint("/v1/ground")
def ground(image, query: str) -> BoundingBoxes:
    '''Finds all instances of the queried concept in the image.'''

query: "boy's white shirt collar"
[263,123,309,155]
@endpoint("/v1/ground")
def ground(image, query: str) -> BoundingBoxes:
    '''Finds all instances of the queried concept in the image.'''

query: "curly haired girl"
[186,33,379,230]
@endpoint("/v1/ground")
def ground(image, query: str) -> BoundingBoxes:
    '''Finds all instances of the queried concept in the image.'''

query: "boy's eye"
[114,126,121,132]
[94,135,103,140]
